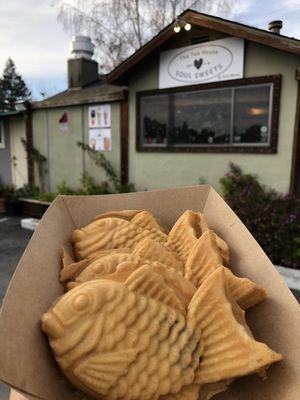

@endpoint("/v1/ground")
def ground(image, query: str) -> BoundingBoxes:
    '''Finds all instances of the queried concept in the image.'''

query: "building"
[1,10,300,195]
[0,110,28,188]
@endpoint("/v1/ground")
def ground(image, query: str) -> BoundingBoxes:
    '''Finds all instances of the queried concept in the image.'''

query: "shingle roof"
[32,80,126,109]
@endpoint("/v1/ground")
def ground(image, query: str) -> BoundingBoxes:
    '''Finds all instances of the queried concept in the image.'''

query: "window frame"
[136,75,281,153]
[0,120,5,149]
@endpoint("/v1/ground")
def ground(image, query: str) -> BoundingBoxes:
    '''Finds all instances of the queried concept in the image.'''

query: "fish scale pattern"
[124,266,186,314]
[99,284,202,400]
[47,281,202,400]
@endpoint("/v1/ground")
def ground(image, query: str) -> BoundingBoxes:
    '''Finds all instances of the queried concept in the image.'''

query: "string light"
[174,19,181,33]
[173,18,192,33]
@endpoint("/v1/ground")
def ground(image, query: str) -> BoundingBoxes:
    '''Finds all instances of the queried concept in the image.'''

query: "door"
[10,116,28,188]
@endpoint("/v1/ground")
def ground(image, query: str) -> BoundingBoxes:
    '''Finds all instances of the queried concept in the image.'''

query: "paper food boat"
[0,186,299,400]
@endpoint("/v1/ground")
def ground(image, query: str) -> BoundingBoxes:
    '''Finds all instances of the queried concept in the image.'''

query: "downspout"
[25,103,34,189]
[289,66,300,195]
[120,90,129,186]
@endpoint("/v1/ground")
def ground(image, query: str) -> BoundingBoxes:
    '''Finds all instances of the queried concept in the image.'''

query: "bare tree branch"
[56,0,239,72]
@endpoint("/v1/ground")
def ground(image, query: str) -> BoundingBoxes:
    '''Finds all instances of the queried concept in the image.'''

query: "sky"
[0,0,300,100]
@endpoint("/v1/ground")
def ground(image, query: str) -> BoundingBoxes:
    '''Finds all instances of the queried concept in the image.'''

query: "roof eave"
[108,9,300,84]
[31,90,127,110]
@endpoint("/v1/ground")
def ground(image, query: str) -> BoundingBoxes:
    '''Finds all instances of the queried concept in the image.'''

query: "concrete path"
[0,216,299,399]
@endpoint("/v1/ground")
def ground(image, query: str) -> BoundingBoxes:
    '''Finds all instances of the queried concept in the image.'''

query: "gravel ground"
[0,216,299,399]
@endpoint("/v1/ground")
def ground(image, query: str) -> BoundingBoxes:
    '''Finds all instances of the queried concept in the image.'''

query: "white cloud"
[0,0,71,98]
[0,0,299,100]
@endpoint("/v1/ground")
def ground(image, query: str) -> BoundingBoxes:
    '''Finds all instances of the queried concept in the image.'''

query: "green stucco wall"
[127,35,300,193]
[32,103,120,192]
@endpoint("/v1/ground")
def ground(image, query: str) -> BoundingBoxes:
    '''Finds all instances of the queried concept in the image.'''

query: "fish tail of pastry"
[187,267,282,386]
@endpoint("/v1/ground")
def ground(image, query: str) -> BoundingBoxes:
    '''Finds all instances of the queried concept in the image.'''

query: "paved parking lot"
[0,216,299,399]
[0,217,32,399]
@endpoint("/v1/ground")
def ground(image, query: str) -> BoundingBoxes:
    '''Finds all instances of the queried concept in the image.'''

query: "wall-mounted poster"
[89,128,112,152]
[58,112,68,133]
[159,37,244,88]
[88,104,111,128]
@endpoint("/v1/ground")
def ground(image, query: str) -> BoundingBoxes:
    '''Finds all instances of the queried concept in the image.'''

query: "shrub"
[77,174,111,195]
[77,141,136,193]
[220,163,300,269]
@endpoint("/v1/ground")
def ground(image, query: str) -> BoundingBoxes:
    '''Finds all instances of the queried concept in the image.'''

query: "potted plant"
[0,185,5,213]
[2,185,22,215]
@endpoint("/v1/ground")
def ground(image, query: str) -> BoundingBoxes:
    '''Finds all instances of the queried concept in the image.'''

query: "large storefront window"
[137,75,280,153]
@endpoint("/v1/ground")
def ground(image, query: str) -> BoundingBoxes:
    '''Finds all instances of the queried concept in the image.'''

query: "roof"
[32,80,127,110]
[0,110,23,118]
[108,9,300,83]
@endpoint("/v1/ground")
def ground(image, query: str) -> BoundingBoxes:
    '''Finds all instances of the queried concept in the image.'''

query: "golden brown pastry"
[42,268,281,400]
[133,238,184,273]
[185,229,267,310]
[167,211,229,264]
[73,211,167,260]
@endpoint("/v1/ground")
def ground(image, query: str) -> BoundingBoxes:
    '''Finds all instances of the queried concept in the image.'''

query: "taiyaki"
[66,253,141,289]
[95,209,168,234]
[42,279,202,400]
[133,238,184,273]
[185,229,266,310]
[42,268,281,400]
[123,264,196,314]
[167,211,229,264]
[73,211,167,260]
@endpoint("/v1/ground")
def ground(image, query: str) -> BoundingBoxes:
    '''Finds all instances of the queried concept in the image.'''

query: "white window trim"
[0,120,5,149]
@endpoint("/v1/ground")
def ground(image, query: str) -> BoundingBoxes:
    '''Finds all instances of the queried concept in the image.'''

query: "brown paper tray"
[0,186,299,399]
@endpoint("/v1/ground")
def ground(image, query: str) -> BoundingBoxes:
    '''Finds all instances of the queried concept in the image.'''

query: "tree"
[56,0,239,72]
[0,58,31,111]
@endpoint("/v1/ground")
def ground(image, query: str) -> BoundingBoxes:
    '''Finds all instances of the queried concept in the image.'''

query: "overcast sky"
[0,0,299,100]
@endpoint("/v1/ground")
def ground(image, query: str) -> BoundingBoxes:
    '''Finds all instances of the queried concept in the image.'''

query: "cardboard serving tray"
[0,186,299,400]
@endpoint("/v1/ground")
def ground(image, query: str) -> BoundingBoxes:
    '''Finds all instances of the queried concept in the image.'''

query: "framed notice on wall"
[159,37,244,88]
[88,104,112,151]
[89,128,112,152]
[88,104,111,128]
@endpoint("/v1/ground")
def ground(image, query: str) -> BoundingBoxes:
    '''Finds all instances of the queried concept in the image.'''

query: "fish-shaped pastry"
[73,210,167,260]
[42,268,281,400]
[42,279,202,400]
[94,209,168,234]
[60,248,132,285]
[66,253,141,290]
[185,229,267,310]
[133,238,184,274]
[167,211,229,264]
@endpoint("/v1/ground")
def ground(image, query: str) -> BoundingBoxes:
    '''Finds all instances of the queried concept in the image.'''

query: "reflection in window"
[141,95,168,146]
[139,83,273,148]
[169,89,231,145]
[234,85,271,144]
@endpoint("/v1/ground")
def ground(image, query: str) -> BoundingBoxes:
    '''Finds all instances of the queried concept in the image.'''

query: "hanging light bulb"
[184,22,191,31]
[174,19,181,33]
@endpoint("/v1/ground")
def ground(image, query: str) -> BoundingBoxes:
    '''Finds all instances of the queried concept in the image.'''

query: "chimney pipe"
[268,20,283,34]
[68,36,98,89]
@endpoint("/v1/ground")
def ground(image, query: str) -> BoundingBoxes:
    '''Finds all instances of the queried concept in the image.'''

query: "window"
[137,75,281,153]
[0,121,5,149]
